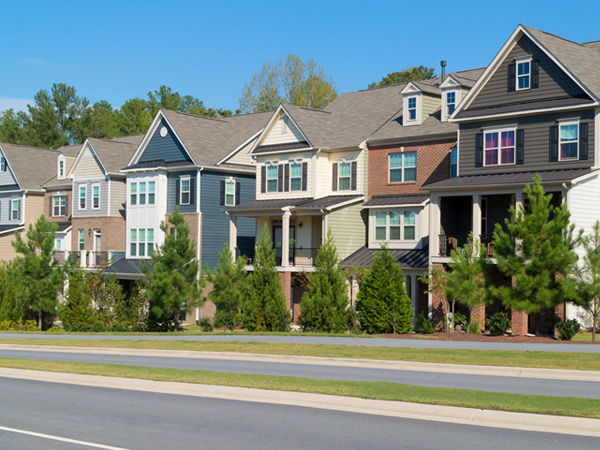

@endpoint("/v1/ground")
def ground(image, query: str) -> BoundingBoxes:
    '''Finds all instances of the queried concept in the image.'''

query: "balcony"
[54,251,125,268]
[438,235,495,257]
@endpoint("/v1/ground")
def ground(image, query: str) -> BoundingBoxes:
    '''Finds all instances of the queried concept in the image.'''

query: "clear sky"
[1,0,599,113]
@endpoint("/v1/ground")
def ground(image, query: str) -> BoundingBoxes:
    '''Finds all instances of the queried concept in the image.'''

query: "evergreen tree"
[206,243,248,331]
[142,207,202,331]
[60,271,98,331]
[9,215,66,330]
[0,261,19,322]
[368,66,436,88]
[356,247,413,334]
[299,230,350,332]
[492,175,578,334]
[243,224,290,331]
[573,220,600,341]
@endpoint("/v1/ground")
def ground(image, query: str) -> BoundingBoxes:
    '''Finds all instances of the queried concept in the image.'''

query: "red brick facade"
[279,272,292,320]
[511,309,528,336]
[368,138,455,198]
[71,217,126,252]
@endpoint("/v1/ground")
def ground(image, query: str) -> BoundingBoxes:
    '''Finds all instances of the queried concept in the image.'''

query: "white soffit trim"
[216,128,264,166]
[401,82,422,95]
[249,104,314,154]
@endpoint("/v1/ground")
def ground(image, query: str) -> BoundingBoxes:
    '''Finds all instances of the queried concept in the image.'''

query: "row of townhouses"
[0,25,598,333]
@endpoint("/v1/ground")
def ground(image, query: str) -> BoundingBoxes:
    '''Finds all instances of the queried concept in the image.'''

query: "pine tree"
[9,215,66,330]
[60,271,98,331]
[492,175,578,335]
[356,246,413,334]
[142,207,202,331]
[573,220,600,341]
[0,261,19,322]
[243,224,290,331]
[206,243,249,331]
[299,230,350,332]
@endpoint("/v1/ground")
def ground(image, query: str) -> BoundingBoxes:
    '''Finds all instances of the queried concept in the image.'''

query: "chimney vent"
[440,60,447,83]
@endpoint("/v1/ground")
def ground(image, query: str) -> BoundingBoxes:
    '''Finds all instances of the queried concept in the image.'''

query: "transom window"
[290,163,302,191]
[516,59,531,90]
[559,122,578,160]
[180,178,190,205]
[11,199,18,220]
[53,195,67,216]
[130,182,137,206]
[338,162,351,191]
[389,152,417,183]
[374,211,416,241]
[446,92,456,115]
[79,185,86,209]
[92,184,100,209]
[225,179,236,206]
[266,165,278,192]
[407,97,417,121]
[484,129,515,166]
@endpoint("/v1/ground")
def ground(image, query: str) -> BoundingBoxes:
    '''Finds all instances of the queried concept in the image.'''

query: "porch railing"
[438,235,495,257]
[236,247,256,265]
[53,251,125,268]
[236,247,319,267]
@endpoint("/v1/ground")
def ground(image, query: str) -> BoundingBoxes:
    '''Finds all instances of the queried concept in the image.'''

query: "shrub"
[416,313,436,334]
[453,312,467,331]
[0,319,38,331]
[92,322,105,333]
[556,319,581,341]
[468,320,482,335]
[487,312,511,336]
[199,317,214,332]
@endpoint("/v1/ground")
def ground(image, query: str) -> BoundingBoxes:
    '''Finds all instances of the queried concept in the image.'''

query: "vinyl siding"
[109,178,127,218]
[72,179,110,218]
[0,233,17,261]
[318,150,363,198]
[25,194,44,226]
[328,201,366,260]
[0,154,18,187]
[139,118,193,164]
[459,109,595,176]
[0,194,23,224]
[74,148,104,178]
[167,171,197,214]
[469,35,587,110]
[569,174,600,259]
[262,115,305,146]
[201,170,256,270]
[422,94,440,122]
[224,135,258,166]
[256,151,313,200]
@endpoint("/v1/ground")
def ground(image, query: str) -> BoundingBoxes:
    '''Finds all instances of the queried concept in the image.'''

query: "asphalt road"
[1,348,597,399]
[2,332,599,352]
[1,377,597,450]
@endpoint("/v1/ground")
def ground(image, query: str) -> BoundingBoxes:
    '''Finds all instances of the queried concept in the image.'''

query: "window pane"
[501,131,514,148]
[404,226,415,240]
[450,148,457,164]
[408,97,416,108]
[147,228,154,242]
[447,103,455,115]
[485,149,498,165]
[518,61,529,75]
[390,168,403,182]
[518,76,530,89]
[404,211,415,225]
[226,194,235,206]
[291,179,301,191]
[403,152,416,167]
[130,183,137,205]
[339,178,350,190]
[130,183,137,194]
[561,124,578,141]
[148,181,155,193]
[404,167,416,182]
[447,92,455,103]
[148,192,155,205]
[225,181,235,194]
[267,166,277,179]
[290,163,301,178]
[501,148,514,164]
[485,132,498,149]
[375,227,386,240]
[561,143,578,159]
[390,227,401,240]
[389,154,402,169]
[375,212,386,226]
[181,179,190,191]
[267,180,277,192]
[339,163,350,177]
[409,109,416,120]
[389,211,401,225]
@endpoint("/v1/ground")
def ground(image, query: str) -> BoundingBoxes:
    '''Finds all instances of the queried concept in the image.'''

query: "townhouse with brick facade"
[423,25,600,335]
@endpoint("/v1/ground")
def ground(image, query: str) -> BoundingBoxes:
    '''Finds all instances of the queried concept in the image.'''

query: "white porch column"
[515,191,523,213]
[429,194,440,257]
[472,194,481,255]
[228,215,237,261]
[282,210,291,267]
[80,250,87,268]
[321,212,328,244]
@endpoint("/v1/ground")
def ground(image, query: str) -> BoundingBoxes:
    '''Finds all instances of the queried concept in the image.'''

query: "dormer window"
[446,92,456,115]
[516,58,531,91]
[0,156,6,172]
[57,156,65,180]
[407,97,417,121]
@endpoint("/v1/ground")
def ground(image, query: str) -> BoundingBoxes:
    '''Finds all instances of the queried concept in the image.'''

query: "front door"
[273,225,295,265]
[93,230,101,266]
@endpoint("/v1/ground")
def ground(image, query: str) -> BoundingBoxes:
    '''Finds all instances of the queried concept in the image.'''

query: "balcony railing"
[438,235,495,257]
[53,251,125,268]
[235,247,319,267]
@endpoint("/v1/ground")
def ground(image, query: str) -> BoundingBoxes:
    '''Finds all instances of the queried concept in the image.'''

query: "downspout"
[196,167,204,325]
[312,149,321,198]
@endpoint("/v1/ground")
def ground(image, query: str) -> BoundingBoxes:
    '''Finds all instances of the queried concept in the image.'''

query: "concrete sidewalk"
[1,343,598,382]
[0,367,598,438]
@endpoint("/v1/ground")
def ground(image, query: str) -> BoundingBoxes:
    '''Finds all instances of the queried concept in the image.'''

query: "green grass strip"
[0,357,598,419]
[0,338,598,371]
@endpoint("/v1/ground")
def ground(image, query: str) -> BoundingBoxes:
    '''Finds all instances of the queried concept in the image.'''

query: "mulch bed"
[379,332,599,344]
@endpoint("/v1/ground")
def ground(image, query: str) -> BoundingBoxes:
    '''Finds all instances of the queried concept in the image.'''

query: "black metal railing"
[236,247,256,265]
[438,235,496,257]
[90,251,110,268]
[236,247,319,267]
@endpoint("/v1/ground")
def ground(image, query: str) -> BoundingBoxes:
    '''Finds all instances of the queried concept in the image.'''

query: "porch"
[54,250,126,269]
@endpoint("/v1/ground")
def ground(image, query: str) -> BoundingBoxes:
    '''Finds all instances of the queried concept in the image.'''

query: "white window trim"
[338,161,351,191]
[407,97,417,122]
[482,127,517,167]
[129,181,137,207]
[78,229,85,251]
[515,57,532,92]
[266,165,278,193]
[92,183,101,209]
[10,198,18,221]
[558,119,580,161]
[148,180,156,205]
[225,178,236,207]
[180,176,191,205]
[388,152,417,183]
[54,237,62,251]
[53,194,67,217]
[57,156,65,180]
[290,162,302,192]
[79,185,87,210]
[371,209,418,245]
[403,92,422,126]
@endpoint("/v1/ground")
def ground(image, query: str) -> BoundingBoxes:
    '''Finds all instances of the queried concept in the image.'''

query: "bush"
[453,312,467,331]
[556,319,581,341]
[416,313,436,334]
[0,319,38,331]
[199,317,214,332]
[487,312,511,336]
[92,322,105,332]
[468,320,482,335]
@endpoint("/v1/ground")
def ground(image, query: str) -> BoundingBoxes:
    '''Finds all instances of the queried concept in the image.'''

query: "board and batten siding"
[201,170,256,270]
[459,109,595,176]
[0,193,23,224]
[262,115,305,146]
[569,174,600,257]
[139,118,192,164]
[468,35,587,110]
[74,148,104,178]
[72,179,110,218]
[109,178,127,218]
[328,201,366,260]
[167,171,197,214]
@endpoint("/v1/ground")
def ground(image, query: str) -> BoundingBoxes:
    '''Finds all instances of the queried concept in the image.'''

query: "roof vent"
[440,60,447,83]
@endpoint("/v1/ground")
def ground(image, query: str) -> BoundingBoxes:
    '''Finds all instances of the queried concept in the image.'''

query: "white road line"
[0,425,132,450]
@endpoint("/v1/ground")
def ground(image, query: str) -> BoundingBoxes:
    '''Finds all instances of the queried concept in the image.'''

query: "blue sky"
[1,0,599,113]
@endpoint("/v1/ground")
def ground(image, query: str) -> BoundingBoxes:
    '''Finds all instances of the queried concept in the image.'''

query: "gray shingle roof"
[0,143,63,190]
[293,195,363,210]
[227,195,363,212]
[364,194,429,207]
[88,135,144,174]
[105,258,148,276]
[342,246,429,269]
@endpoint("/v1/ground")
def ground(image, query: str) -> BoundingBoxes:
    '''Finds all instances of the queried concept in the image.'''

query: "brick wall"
[44,190,71,223]
[279,271,292,319]
[368,138,455,198]
[431,263,447,326]
[71,217,125,252]
[165,213,200,258]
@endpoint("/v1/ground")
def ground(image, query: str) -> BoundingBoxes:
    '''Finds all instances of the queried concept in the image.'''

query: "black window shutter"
[531,60,539,89]
[301,162,307,191]
[175,179,180,205]
[49,197,53,217]
[351,161,357,190]
[277,164,283,192]
[549,125,559,162]
[475,133,483,167]
[507,62,516,92]
[516,129,525,165]
[17,199,21,221]
[580,122,589,161]
[332,164,338,191]
[284,164,290,192]
[235,181,241,205]
[190,178,195,205]
[219,180,225,206]
[261,166,266,193]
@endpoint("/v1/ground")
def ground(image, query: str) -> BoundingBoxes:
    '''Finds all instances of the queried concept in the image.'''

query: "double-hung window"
[58,159,65,179]
[92,184,100,209]
[148,181,155,205]
[389,152,417,183]
[225,179,235,206]
[374,211,416,241]
[147,229,154,255]
[54,238,62,251]
[266,165,278,192]
[375,212,387,240]
[338,162,351,190]
[407,97,417,121]
[53,195,66,216]
[516,58,531,90]
[78,229,84,251]
[403,211,416,240]
[290,163,302,191]
[446,92,456,115]
[11,199,18,220]
[180,178,190,205]
[138,229,146,256]
[130,182,137,206]
[484,129,515,166]
[559,122,579,160]
[139,182,146,205]
[130,229,137,257]
[79,185,86,209]
[450,148,458,178]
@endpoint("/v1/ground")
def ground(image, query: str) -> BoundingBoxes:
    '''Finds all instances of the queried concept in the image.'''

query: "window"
[53,195,66,216]
[92,184,100,209]
[54,238,62,251]
[404,211,416,240]
[450,148,458,178]
[0,156,5,171]
[225,179,235,206]
[139,182,146,205]
[58,159,65,179]
[130,182,137,206]
[138,229,146,257]
[446,92,456,115]
[516,59,531,90]
[148,181,155,205]
[407,97,417,121]
[389,211,401,240]
[290,163,302,191]
[147,228,154,255]
[389,152,417,183]
[79,185,86,209]
[266,165,278,192]
[11,199,18,220]
[559,122,578,160]
[180,178,190,205]
[375,212,387,240]
[374,211,417,241]
[130,228,153,257]
[338,162,351,190]
[78,229,84,251]
[484,129,515,166]
[130,229,137,256]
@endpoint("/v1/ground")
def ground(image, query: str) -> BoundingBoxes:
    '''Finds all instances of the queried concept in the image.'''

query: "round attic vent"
[160,126,168,137]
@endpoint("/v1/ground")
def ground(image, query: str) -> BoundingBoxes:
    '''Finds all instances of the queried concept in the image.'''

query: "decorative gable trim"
[249,104,313,154]
[400,82,422,95]
[0,145,22,191]
[440,75,463,89]
[216,128,264,166]
[68,140,108,178]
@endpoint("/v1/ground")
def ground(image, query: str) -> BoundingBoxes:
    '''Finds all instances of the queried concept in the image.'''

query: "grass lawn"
[572,331,599,342]
[0,338,598,371]
[1,358,598,419]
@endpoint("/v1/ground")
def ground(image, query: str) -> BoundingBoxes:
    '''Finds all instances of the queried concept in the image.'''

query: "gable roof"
[70,135,144,177]
[0,143,63,190]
